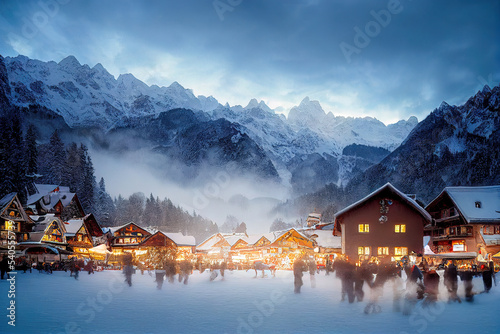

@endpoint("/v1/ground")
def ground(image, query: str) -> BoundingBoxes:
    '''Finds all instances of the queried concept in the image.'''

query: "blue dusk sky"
[0,0,498,124]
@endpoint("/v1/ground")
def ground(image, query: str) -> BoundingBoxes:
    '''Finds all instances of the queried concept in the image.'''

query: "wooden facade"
[66,214,106,255]
[425,185,500,256]
[0,193,32,245]
[335,183,431,263]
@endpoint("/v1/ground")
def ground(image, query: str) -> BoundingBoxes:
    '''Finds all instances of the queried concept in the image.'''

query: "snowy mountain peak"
[168,81,184,90]
[92,63,107,73]
[287,96,326,126]
[58,55,81,69]
[244,99,273,113]
[481,85,492,94]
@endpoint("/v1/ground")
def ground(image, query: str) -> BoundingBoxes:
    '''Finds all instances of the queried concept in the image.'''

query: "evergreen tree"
[95,177,115,226]
[126,192,145,224]
[64,142,82,193]
[48,129,66,184]
[25,124,38,176]
[0,116,13,197]
[78,144,96,213]
[7,111,27,203]
[113,195,129,226]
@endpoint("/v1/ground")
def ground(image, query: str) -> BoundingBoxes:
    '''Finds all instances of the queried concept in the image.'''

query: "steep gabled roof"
[0,192,30,222]
[196,233,225,250]
[427,185,500,223]
[140,231,177,247]
[109,222,151,237]
[335,182,431,222]
[163,232,196,246]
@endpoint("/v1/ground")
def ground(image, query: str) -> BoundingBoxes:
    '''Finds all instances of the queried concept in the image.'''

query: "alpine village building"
[1,181,499,269]
[334,183,432,262]
[425,185,500,257]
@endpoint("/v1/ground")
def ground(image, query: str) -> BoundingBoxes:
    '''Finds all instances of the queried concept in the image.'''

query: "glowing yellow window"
[358,246,370,255]
[394,247,408,256]
[377,247,389,255]
[358,224,370,233]
[395,224,406,233]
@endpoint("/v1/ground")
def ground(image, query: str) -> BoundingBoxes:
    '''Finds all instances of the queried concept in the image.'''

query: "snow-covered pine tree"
[48,129,66,185]
[95,177,115,226]
[64,142,82,193]
[78,144,96,214]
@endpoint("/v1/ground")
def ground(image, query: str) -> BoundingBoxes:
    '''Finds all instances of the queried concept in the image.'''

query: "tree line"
[0,109,218,242]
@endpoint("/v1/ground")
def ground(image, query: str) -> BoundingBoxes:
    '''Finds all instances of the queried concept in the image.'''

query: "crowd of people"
[292,254,497,314]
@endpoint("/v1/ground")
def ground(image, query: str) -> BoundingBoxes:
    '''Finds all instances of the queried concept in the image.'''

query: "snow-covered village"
[1,1,500,334]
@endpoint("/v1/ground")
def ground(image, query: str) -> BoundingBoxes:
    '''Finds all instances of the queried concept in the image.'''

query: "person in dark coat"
[122,253,134,286]
[155,268,165,289]
[444,260,461,303]
[364,260,393,314]
[482,261,494,293]
[308,257,317,288]
[342,260,356,303]
[459,270,474,302]
[354,260,371,302]
[332,257,348,301]
[179,260,193,285]
[220,261,227,278]
[0,255,9,279]
[423,269,440,304]
[293,257,306,293]
[164,258,177,283]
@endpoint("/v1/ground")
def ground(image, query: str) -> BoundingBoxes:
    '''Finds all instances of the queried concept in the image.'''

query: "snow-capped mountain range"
[1,54,418,192]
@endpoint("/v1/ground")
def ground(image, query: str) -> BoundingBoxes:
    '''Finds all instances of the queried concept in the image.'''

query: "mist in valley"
[90,144,296,235]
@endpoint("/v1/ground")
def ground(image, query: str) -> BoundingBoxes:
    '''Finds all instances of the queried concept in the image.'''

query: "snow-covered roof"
[439,185,500,223]
[164,232,196,246]
[26,184,78,213]
[26,184,58,205]
[65,218,84,234]
[196,233,225,250]
[0,192,17,211]
[481,228,500,246]
[303,230,341,249]
[335,182,432,222]
[30,214,59,232]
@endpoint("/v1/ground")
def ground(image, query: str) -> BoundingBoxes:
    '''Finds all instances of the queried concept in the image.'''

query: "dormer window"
[475,201,482,208]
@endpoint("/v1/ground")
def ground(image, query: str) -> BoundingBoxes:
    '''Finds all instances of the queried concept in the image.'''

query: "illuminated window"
[395,224,406,233]
[358,246,370,255]
[394,247,408,256]
[378,247,389,255]
[358,224,370,233]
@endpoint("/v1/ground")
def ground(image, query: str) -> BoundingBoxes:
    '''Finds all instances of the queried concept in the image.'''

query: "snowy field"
[1,269,499,334]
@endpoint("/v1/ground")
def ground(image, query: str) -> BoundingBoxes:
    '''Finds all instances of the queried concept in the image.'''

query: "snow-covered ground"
[1,269,499,334]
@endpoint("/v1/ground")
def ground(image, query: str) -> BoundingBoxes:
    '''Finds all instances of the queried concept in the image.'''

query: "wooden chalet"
[196,233,229,258]
[268,228,314,251]
[0,193,32,246]
[425,185,500,256]
[108,222,152,263]
[334,183,432,263]
[26,184,85,220]
[163,232,196,260]
[65,213,105,257]
[28,214,67,246]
